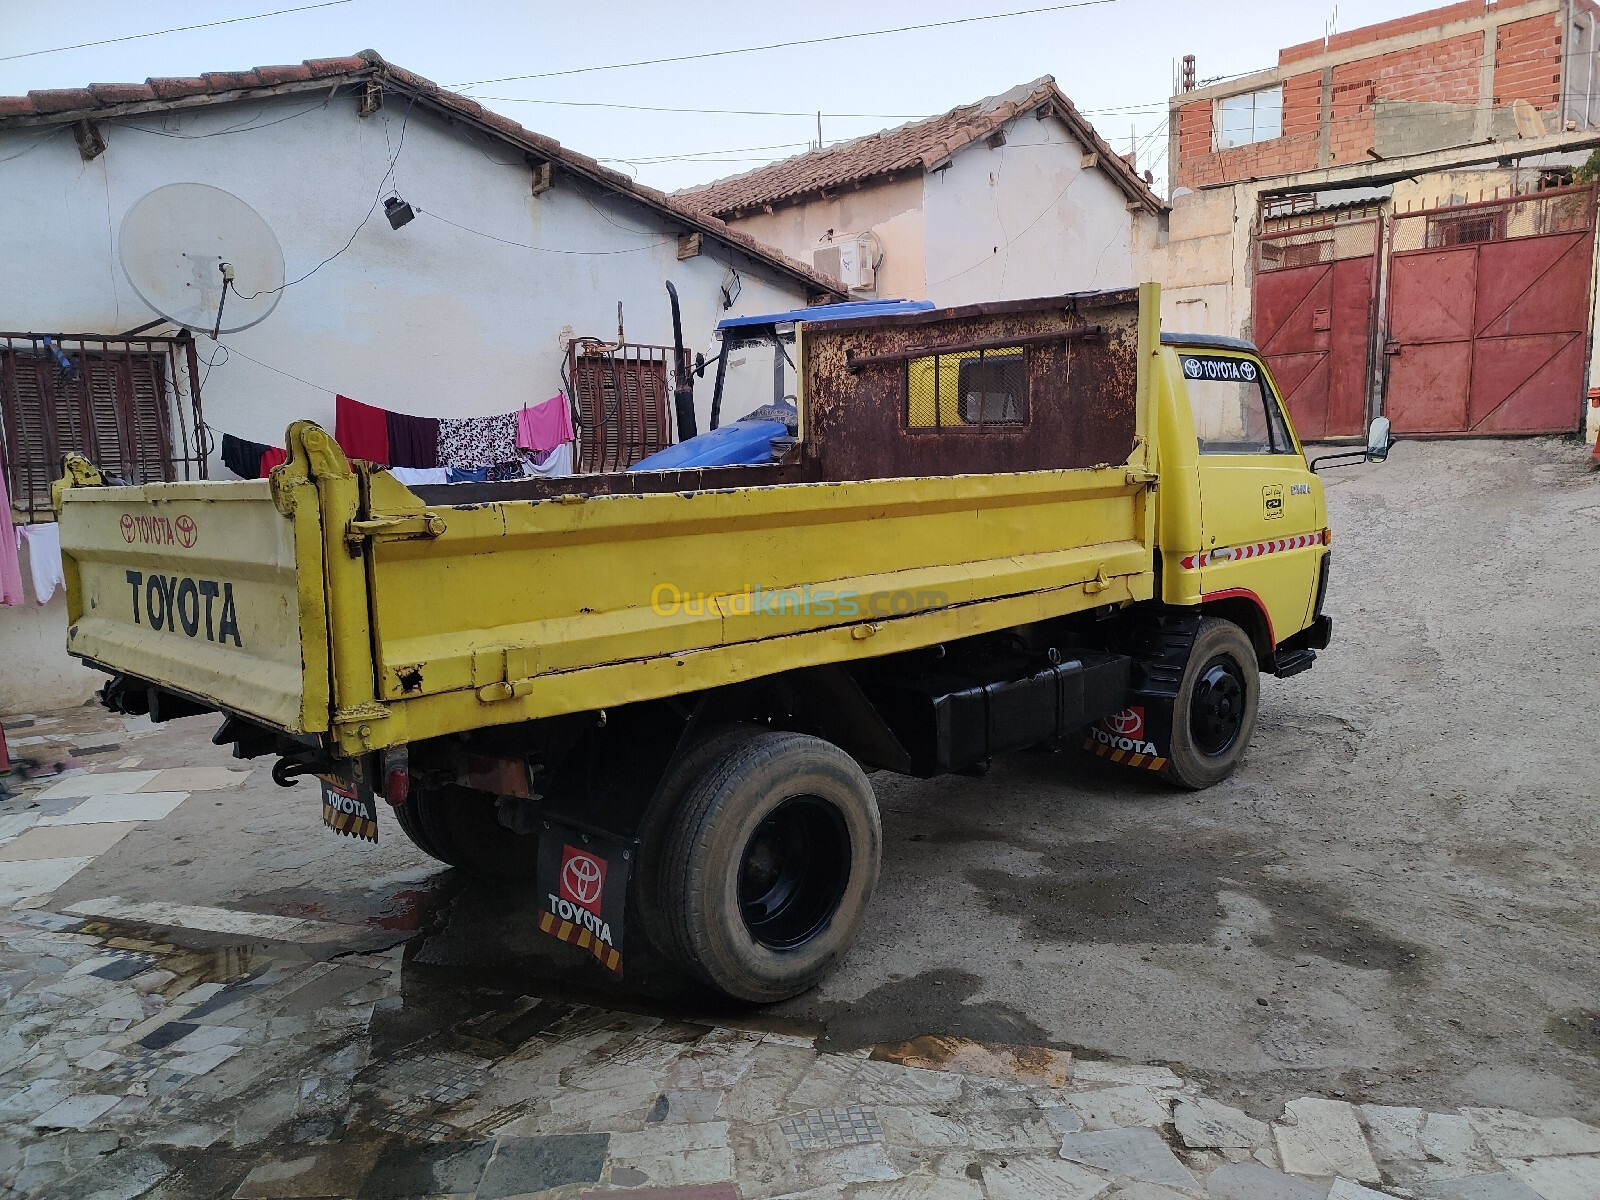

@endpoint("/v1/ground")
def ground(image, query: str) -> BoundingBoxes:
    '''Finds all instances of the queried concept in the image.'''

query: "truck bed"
[56,286,1159,759]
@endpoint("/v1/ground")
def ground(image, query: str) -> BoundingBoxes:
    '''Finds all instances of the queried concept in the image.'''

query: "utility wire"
[451,0,1127,87]
[0,0,357,64]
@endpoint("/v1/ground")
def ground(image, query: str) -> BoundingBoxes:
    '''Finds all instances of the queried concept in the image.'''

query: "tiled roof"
[0,52,846,300]
[678,77,1166,218]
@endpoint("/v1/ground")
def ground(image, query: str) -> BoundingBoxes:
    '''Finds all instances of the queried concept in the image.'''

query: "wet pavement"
[0,711,1595,1197]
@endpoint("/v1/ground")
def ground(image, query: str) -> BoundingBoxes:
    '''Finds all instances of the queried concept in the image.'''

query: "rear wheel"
[661,731,880,1003]
[1165,617,1259,790]
[411,783,539,882]
[390,791,452,864]
[633,723,765,957]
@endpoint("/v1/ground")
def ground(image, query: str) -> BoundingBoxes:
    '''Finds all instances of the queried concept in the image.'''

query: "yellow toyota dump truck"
[53,284,1389,1002]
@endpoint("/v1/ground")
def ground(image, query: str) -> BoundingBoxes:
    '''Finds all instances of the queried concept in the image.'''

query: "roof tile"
[202,71,260,91]
[0,96,34,117]
[28,88,96,115]
[679,76,1163,217]
[146,77,212,100]
[252,64,315,85]
[302,55,367,78]
[86,83,158,104]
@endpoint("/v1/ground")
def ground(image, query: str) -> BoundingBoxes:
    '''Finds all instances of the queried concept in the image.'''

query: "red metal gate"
[1252,217,1379,440]
[1384,186,1597,435]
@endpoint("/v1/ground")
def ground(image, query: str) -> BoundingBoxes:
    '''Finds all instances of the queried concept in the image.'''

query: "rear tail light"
[379,747,409,807]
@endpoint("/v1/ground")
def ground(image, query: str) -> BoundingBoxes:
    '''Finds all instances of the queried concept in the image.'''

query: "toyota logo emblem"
[562,853,604,906]
[175,515,197,548]
[1107,707,1144,737]
[119,514,135,542]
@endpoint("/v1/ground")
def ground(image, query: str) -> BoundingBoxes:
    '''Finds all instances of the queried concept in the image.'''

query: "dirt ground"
[23,434,1600,1133]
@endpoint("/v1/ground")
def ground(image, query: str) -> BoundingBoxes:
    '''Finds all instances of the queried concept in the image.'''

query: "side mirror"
[1310,416,1396,472]
[1365,416,1392,462]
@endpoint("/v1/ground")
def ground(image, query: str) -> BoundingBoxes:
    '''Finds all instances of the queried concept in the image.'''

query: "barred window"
[1,335,206,515]
[906,348,1028,430]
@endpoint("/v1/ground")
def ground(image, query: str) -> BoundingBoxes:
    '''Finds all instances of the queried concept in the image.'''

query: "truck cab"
[1158,333,1333,681]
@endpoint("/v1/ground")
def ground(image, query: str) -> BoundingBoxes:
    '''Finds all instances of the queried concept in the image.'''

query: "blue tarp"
[628,419,787,471]
[716,298,934,331]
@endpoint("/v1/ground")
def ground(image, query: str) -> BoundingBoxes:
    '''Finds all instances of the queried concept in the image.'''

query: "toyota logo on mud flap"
[1107,706,1145,738]
[559,846,606,911]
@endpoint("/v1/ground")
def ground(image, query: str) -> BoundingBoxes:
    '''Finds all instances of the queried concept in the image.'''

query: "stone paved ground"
[0,690,1595,1195]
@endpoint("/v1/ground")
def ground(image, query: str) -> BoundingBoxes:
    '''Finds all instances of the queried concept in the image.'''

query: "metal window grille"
[1257,219,1377,273]
[1391,186,1597,253]
[906,348,1028,429]
[1,333,206,515]
[568,344,682,474]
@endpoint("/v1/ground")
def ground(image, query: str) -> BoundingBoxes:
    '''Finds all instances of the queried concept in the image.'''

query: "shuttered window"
[1,336,203,514]
[568,345,675,473]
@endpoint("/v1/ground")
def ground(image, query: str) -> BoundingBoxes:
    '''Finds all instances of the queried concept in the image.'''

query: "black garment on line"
[221,433,269,480]
[386,410,441,469]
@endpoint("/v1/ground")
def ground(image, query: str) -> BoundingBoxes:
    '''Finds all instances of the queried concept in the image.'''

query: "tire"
[413,783,539,883]
[1165,617,1260,791]
[390,791,452,864]
[632,723,765,957]
[661,731,881,1004]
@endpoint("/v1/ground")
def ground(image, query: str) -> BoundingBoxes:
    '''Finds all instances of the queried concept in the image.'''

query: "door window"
[1180,354,1295,455]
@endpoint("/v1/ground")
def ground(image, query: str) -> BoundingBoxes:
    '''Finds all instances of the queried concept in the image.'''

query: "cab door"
[1177,350,1322,648]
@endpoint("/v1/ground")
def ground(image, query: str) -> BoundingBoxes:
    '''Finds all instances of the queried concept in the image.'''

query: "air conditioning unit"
[813,236,876,292]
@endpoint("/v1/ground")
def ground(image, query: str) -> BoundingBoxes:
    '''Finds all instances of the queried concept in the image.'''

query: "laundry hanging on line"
[1,469,25,607]
[20,523,62,605]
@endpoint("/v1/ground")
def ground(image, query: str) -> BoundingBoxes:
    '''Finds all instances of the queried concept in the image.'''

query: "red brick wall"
[1493,13,1563,107]
[1172,0,1564,189]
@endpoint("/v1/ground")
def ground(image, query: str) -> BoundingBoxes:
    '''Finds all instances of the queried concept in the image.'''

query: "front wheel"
[1165,617,1260,790]
[661,732,881,1003]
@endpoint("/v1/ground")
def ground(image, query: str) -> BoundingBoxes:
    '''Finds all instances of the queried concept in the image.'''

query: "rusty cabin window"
[906,348,1029,429]
[1,335,205,515]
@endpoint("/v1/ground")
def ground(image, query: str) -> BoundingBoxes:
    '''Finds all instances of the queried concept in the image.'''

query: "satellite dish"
[118,183,285,334]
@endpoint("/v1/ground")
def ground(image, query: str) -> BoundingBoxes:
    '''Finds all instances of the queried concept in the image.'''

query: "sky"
[2,0,1439,195]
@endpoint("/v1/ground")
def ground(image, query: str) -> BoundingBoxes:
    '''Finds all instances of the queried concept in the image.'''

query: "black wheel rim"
[738,796,850,951]
[1190,654,1247,756]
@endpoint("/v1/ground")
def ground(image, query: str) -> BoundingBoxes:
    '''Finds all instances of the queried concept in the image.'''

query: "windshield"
[714,328,798,425]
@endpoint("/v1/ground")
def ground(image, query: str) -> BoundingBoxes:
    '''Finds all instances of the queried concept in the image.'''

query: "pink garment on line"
[0,468,23,606]
[516,394,575,454]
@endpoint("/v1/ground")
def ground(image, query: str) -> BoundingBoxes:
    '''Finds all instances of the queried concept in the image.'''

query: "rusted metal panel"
[1384,186,1597,436]
[803,290,1140,480]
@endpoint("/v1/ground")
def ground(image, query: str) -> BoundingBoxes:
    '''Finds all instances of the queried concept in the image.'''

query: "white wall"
[920,114,1148,305]
[722,174,928,301]
[0,91,815,455]
[0,90,819,709]
[1,577,103,713]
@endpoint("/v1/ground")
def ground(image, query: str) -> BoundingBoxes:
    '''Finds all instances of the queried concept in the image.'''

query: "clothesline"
[219,393,577,481]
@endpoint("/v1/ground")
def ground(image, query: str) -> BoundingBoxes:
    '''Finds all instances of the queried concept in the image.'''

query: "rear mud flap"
[535,819,634,975]
[319,760,378,842]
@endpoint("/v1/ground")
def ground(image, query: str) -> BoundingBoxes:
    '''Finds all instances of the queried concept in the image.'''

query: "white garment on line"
[22,522,63,605]
[522,442,573,479]
[388,466,450,487]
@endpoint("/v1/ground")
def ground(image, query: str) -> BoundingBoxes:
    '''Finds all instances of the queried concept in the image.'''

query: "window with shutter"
[1,334,205,515]
[568,344,676,474]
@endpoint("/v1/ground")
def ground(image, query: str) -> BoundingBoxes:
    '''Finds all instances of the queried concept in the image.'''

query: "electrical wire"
[0,0,358,63]
[116,97,331,140]
[231,96,415,300]
[451,0,1128,87]
[420,209,671,255]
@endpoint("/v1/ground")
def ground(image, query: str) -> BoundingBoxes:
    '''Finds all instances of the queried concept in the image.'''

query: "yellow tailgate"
[57,466,331,734]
